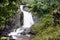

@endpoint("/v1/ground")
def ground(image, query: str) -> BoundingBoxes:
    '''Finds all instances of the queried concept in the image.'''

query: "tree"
[0,0,21,29]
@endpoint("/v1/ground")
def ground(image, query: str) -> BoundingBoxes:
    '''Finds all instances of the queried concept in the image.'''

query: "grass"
[0,37,6,40]
[32,14,60,40]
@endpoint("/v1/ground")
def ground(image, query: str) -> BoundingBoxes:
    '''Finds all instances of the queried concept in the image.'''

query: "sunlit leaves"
[41,3,49,10]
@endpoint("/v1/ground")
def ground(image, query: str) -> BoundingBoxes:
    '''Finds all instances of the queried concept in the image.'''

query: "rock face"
[1,12,21,37]
[30,29,36,35]
[6,35,31,40]
[16,35,30,40]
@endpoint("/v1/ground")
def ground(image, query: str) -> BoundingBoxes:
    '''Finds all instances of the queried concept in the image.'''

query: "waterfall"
[8,5,34,39]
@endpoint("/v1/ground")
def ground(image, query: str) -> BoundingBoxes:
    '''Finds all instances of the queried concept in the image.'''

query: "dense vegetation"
[0,0,60,40]
[0,0,21,29]
[30,0,60,40]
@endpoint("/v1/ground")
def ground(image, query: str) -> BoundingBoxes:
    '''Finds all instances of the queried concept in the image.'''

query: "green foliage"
[21,0,35,5]
[30,0,60,17]
[0,0,21,28]
[32,14,53,33]
[0,37,6,40]
[32,14,60,40]
[31,0,60,39]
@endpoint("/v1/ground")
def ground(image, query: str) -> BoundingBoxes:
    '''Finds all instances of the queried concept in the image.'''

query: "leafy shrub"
[0,0,21,28]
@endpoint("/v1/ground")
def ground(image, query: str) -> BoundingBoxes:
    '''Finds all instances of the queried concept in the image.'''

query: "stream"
[8,4,34,40]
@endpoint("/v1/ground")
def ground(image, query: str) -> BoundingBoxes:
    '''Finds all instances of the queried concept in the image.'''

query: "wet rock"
[29,29,36,35]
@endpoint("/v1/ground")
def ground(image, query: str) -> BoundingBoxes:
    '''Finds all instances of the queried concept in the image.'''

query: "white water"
[8,5,34,39]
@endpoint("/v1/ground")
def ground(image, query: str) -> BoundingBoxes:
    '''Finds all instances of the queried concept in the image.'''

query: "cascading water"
[8,4,34,39]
